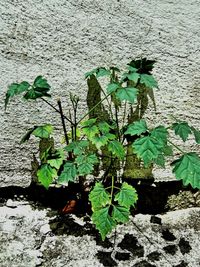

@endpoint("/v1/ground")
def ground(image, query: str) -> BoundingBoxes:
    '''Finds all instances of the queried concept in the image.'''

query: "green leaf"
[125,119,147,136]
[85,69,98,79]
[89,182,111,211]
[20,126,37,144]
[116,87,138,103]
[163,145,173,156]
[57,162,77,184]
[65,140,89,155]
[96,68,111,78]
[76,154,99,175]
[5,81,30,109]
[37,164,57,189]
[91,135,109,149]
[114,182,138,208]
[32,124,53,139]
[172,122,192,142]
[112,205,130,223]
[107,83,120,94]
[47,149,65,169]
[126,72,140,83]
[33,76,50,89]
[108,140,125,160]
[98,122,112,134]
[172,152,200,189]
[191,127,200,144]
[92,207,116,240]
[151,126,168,146]
[133,136,163,167]
[82,119,99,139]
[154,154,165,168]
[127,66,138,72]
[140,74,158,88]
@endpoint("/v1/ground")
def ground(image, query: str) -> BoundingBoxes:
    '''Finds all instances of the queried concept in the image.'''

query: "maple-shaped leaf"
[140,74,158,88]
[191,127,200,144]
[172,122,192,142]
[154,154,165,168]
[5,81,30,109]
[107,83,120,94]
[108,140,125,160]
[151,126,168,146]
[96,68,111,78]
[76,154,98,176]
[133,136,163,167]
[90,135,109,149]
[172,152,200,189]
[32,124,53,139]
[92,207,116,241]
[57,162,77,184]
[125,119,147,136]
[125,72,140,83]
[65,140,89,155]
[114,182,138,208]
[89,182,111,211]
[98,121,112,134]
[112,205,130,223]
[37,164,57,189]
[116,87,138,103]
[47,149,65,169]
[81,119,99,139]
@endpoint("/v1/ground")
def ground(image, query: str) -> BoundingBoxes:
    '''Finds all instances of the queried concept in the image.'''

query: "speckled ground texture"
[0,199,200,267]
[0,0,200,187]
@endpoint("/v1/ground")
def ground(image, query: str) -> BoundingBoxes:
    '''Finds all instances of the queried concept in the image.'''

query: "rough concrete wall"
[0,0,199,187]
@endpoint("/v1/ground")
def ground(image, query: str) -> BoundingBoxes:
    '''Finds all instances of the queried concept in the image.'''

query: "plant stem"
[57,99,69,146]
[77,92,112,124]
[41,97,74,125]
[110,176,115,201]
[167,139,185,154]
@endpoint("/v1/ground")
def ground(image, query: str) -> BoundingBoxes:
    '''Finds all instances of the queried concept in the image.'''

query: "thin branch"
[57,99,69,146]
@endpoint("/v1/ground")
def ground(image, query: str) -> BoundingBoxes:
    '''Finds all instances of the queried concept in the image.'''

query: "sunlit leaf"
[89,182,111,211]
[133,136,163,167]
[92,207,116,241]
[37,164,57,189]
[172,152,200,189]
[112,205,130,223]
[114,182,138,208]
[76,154,99,175]
[107,83,120,94]
[32,124,53,139]
[57,162,77,184]
[108,140,125,160]
[125,119,147,136]
[116,87,138,103]
[172,122,192,142]
[140,74,158,88]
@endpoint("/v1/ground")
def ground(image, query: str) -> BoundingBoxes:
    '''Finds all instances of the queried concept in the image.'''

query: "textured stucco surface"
[0,200,200,267]
[0,0,200,187]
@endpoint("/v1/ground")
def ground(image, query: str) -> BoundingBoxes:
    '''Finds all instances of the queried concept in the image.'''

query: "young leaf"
[89,182,111,211]
[76,154,99,175]
[5,81,30,109]
[47,150,65,169]
[140,74,158,88]
[57,162,77,184]
[90,135,109,149]
[37,164,57,189]
[107,83,120,94]
[98,121,112,134]
[114,182,138,208]
[172,152,200,189]
[124,119,147,136]
[112,205,130,223]
[116,87,138,103]
[108,140,125,160]
[92,207,116,241]
[172,122,192,142]
[126,72,140,83]
[32,124,53,139]
[33,76,50,89]
[96,68,111,78]
[82,120,99,139]
[151,126,168,145]
[133,136,163,167]
[65,140,89,155]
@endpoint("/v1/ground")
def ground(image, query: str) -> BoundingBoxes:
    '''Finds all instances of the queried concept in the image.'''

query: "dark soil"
[0,180,197,215]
